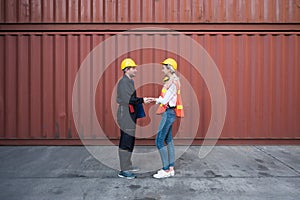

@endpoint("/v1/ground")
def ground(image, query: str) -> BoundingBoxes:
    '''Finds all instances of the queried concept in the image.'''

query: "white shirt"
[156,83,177,107]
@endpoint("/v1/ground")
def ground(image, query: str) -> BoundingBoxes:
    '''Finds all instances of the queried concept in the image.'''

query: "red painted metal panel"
[141,0,154,22]
[1,0,300,23]
[0,32,299,144]
[42,0,54,22]
[70,35,82,139]
[4,0,17,22]
[30,35,42,138]
[0,1,4,22]
[68,0,79,22]
[18,35,30,138]
[5,35,17,138]
[31,0,42,22]
[55,0,67,23]
[42,35,55,138]
[153,0,166,22]
[66,35,79,139]
[105,0,117,22]
[0,36,5,138]
[18,0,30,22]
[54,35,66,138]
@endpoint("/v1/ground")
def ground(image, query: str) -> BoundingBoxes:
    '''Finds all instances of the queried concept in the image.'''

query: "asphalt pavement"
[0,145,299,200]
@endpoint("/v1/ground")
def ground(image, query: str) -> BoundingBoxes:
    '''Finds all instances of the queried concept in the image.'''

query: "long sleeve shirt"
[156,83,177,107]
[116,75,144,123]
[117,75,143,106]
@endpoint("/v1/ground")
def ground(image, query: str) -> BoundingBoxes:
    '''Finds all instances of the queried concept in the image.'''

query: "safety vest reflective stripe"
[174,81,184,118]
[156,81,184,118]
[176,105,183,109]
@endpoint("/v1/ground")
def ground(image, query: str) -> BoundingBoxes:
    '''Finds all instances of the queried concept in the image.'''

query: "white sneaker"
[169,170,175,177]
[153,169,171,179]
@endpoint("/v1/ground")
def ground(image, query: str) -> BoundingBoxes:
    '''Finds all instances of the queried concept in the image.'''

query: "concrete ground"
[0,145,299,200]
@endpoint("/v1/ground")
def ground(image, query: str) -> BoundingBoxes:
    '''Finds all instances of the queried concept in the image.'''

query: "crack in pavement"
[254,146,300,175]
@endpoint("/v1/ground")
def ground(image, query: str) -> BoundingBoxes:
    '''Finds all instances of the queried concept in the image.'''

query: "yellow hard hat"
[120,58,137,70]
[161,58,177,70]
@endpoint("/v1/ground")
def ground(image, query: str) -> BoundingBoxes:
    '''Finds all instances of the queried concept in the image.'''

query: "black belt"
[167,105,176,109]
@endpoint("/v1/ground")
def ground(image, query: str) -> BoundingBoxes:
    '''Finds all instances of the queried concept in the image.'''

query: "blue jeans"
[155,108,176,170]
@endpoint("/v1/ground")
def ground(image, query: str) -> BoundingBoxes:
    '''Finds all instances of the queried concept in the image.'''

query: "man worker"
[116,58,152,179]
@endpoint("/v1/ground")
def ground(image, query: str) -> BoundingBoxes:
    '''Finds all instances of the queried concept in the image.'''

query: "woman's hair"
[163,75,170,82]
[165,64,176,74]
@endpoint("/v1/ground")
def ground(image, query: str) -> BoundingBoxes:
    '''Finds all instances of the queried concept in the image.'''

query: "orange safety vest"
[156,81,184,118]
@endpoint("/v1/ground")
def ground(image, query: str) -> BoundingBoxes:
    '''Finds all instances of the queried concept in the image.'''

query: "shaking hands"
[143,97,156,104]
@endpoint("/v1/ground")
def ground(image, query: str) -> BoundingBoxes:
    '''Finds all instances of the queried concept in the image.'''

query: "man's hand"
[143,97,155,104]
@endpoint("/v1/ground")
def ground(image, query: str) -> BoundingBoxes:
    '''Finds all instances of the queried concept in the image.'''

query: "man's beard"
[129,73,135,78]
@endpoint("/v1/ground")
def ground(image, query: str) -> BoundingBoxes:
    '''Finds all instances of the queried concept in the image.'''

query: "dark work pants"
[118,129,135,171]
[117,105,137,171]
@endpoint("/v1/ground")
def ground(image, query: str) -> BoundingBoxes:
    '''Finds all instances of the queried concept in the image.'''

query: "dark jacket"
[116,75,143,135]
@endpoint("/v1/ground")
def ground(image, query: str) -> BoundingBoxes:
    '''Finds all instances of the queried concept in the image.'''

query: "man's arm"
[117,79,144,105]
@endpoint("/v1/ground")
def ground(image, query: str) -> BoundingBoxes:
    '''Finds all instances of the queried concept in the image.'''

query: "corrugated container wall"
[1,0,300,23]
[0,0,300,145]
